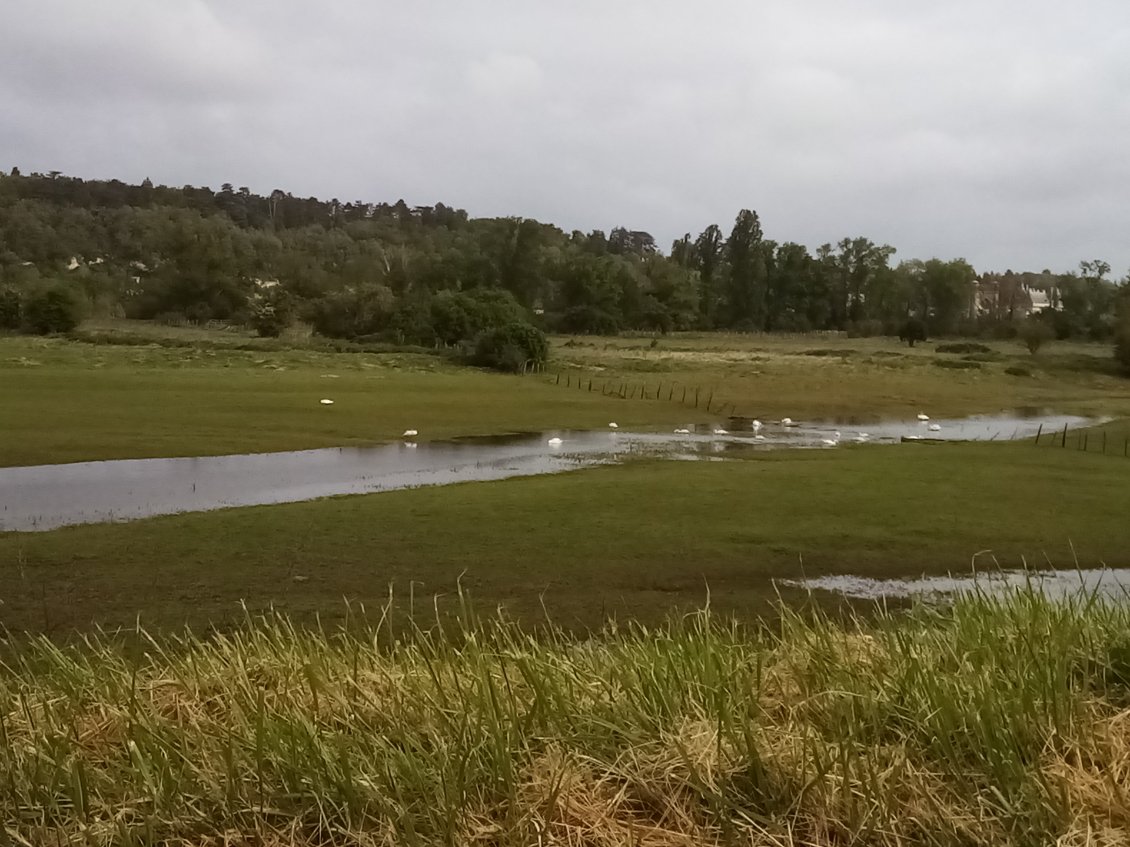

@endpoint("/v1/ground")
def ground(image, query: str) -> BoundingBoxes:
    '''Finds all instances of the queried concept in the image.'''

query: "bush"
[0,286,21,329]
[1004,365,1033,377]
[1017,319,1055,355]
[23,285,85,334]
[472,321,549,373]
[936,342,991,354]
[249,290,295,338]
[961,352,1002,363]
[897,318,927,347]
[308,284,396,339]
[933,359,982,370]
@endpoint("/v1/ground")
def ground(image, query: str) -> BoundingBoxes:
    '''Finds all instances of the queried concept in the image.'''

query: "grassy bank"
[553,332,1130,422]
[0,333,682,467]
[4,588,1130,845]
[4,443,1128,635]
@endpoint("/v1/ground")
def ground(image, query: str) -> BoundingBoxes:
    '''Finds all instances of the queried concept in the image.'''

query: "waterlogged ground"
[784,566,1130,602]
[0,411,1095,531]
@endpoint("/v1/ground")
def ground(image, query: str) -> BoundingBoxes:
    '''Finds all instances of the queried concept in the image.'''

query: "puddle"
[781,568,1130,602]
[0,412,1097,532]
[747,411,1097,445]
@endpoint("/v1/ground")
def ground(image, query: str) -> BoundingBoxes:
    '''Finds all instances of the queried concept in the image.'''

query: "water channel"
[0,411,1095,532]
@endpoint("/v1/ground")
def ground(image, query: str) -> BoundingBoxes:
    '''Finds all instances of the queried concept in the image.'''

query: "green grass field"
[3,441,1127,634]
[2,323,1130,635]
[4,322,1130,844]
[3,325,1129,467]
[553,332,1130,421]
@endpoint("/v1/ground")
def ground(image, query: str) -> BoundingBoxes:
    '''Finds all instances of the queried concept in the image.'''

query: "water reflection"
[0,411,1098,532]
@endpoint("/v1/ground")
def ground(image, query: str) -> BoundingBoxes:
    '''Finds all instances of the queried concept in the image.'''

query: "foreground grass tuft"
[5,587,1130,845]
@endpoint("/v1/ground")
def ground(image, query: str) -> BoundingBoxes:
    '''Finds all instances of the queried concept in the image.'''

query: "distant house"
[1025,285,1054,314]
[973,271,1061,320]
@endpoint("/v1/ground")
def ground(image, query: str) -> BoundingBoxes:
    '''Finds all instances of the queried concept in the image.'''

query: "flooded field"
[782,567,1130,602]
[0,412,1094,532]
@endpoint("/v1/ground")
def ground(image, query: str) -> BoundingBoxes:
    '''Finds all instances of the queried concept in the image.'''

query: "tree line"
[1,168,1128,373]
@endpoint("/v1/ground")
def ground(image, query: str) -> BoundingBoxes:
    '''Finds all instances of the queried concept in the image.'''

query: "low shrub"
[897,317,928,347]
[933,359,982,370]
[936,342,991,354]
[472,321,549,373]
[1018,319,1055,355]
[23,284,86,334]
[1004,365,1033,377]
[961,352,1002,362]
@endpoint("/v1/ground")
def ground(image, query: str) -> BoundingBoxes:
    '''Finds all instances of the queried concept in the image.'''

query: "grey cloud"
[2,0,1128,273]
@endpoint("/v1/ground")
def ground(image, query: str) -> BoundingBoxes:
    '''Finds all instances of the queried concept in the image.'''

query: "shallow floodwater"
[781,568,1130,602]
[0,411,1094,532]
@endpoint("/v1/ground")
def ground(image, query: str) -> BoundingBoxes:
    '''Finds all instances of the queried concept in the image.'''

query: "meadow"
[2,322,1129,633]
[2,323,1128,467]
[2,442,1130,635]
[4,322,1130,844]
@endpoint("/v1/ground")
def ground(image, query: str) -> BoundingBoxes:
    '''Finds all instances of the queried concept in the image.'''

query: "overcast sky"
[2,1,1128,274]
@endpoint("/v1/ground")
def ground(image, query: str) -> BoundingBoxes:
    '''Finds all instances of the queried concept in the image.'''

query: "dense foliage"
[1,169,1127,364]
[0,282,85,334]
[1116,298,1130,375]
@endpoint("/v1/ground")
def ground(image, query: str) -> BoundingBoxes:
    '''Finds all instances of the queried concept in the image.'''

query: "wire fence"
[542,371,740,417]
[1033,424,1129,459]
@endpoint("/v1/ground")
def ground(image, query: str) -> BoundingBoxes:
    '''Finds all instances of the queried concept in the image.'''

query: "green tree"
[692,224,724,326]
[0,286,21,329]
[1115,285,1130,375]
[723,210,767,329]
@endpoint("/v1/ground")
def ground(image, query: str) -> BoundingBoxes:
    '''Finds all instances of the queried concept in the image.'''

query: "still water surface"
[0,412,1093,532]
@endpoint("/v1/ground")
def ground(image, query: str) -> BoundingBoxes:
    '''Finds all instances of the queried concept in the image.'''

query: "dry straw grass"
[4,585,1130,845]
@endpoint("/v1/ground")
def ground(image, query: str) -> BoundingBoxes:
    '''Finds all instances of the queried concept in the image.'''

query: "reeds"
[4,584,1130,845]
